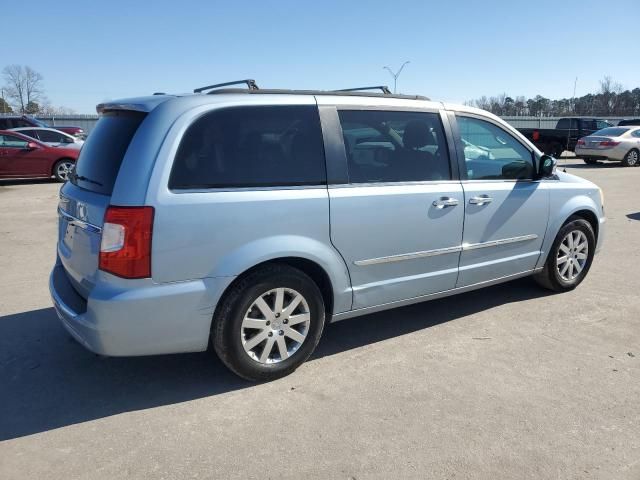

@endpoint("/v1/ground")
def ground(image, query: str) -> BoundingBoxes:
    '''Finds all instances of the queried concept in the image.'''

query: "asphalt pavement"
[0,161,638,479]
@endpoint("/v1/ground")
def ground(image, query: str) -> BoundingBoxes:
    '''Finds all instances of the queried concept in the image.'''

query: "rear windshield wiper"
[70,171,103,187]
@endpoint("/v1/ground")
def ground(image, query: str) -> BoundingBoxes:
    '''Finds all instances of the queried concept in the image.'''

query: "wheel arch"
[209,237,353,319]
[216,257,337,322]
[536,197,602,269]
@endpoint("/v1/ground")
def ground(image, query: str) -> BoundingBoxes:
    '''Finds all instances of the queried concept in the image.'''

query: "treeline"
[0,64,75,115]
[466,77,640,117]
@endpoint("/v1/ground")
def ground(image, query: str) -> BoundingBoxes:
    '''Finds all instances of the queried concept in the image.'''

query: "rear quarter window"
[71,111,146,195]
[169,105,326,189]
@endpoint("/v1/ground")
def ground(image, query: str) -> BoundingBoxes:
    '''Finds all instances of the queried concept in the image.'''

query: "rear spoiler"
[96,95,174,114]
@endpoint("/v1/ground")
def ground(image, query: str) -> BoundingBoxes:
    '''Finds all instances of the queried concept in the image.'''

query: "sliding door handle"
[432,197,459,208]
[469,195,493,205]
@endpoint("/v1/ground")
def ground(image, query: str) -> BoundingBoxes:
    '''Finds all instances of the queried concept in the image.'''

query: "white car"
[575,126,640,167]
[9,127,84,149]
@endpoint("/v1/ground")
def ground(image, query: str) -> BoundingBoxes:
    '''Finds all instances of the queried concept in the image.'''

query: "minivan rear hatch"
[57,110,146,297]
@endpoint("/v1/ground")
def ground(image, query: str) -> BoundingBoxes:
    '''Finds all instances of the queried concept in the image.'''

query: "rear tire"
[583,158,599,165]
[622,149,639,167]
[53,159,75,182]
[211,264,325,382]
[551,143,564,158]
[534,217,595,292]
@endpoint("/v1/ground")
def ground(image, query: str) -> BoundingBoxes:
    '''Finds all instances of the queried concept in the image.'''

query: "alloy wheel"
[56,161,74,181]
[241,288,311,364]
[556,230,589,281]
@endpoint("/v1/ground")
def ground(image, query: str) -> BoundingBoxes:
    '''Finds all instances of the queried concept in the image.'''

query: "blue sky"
[3,0,639,113]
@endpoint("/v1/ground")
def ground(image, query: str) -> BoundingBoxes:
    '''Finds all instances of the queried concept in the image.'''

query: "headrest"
[403,121,432,149]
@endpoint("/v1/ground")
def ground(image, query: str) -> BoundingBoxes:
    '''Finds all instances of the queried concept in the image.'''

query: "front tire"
[534,217,596,292]
[622,149,639,167]
[53,159,75,182]
[211,264,325,381]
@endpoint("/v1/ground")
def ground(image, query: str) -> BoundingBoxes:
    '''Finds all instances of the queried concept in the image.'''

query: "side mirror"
[538,154,556,178]
[25,142,39,150]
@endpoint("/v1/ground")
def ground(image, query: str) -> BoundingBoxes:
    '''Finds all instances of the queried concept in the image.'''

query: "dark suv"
[0,115,85,139]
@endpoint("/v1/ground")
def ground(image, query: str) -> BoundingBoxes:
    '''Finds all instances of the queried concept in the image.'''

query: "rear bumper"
[50,263,235,356]
[575,147,625,161]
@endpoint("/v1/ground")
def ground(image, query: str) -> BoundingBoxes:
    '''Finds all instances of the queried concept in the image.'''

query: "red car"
[0,130,79,181]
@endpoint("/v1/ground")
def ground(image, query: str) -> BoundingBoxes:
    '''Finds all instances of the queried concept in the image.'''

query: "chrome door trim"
[331,267,543,322]
[57,207,102,234]
[354,234,538,266]
[462,234,538,251]
[354,246,463,266]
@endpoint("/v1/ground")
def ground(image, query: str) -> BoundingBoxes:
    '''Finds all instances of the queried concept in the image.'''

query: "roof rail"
[194,79,259,94]
[334,86,392,95]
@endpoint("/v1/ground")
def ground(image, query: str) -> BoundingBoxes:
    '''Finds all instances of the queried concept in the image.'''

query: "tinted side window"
[338,110,450,183]
[457,116,534,180]
[556,119,569,129]
[36,129,64,142]
[0,119,10,129]
[170,105,326,189]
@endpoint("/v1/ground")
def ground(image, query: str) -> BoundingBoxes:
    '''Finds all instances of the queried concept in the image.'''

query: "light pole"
[383,61,410,94]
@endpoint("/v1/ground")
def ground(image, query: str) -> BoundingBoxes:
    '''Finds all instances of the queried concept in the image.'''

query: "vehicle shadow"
[559,161,621,169]
[0,178,58,187]
[626,212,640,221]
[0,278,551,441]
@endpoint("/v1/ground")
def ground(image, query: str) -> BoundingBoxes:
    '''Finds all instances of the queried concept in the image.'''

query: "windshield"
[29,117,49,127]
[592,127,630,137]
[71,111,146,195]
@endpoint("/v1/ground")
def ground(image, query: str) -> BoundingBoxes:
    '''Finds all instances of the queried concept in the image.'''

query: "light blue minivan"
[50,81,605,381]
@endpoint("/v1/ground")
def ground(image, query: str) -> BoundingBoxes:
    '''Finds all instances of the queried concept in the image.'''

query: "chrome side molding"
[462,234,538,251]
[354,234,538,266]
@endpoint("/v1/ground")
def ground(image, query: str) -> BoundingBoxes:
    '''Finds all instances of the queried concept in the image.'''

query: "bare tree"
[2,65,45,114]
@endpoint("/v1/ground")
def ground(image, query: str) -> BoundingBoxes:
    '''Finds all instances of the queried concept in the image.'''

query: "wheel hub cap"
[241,287,311,364]
[556,230,588,281]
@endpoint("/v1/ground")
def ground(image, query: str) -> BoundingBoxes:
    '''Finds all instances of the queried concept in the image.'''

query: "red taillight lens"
[577,139,586,145]
[532,130,540,141]
[599,141,620,147]
[99,206,154,279]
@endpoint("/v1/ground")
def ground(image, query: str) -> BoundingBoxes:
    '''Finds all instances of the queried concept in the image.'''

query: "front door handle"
[469,195,493,205]
[432,197,459,209]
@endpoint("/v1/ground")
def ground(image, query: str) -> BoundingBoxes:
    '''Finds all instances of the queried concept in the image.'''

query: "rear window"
[71,111,146,195]
[169,105,326,189]
[592,127,630,137]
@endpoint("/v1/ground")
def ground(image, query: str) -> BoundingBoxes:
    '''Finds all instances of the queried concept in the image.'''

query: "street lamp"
[383,61,410,94]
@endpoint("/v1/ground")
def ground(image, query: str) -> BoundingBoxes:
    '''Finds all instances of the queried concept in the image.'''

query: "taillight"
[577,139,585,146]
[99,206,154,279]
[599,141,620,147]
[532,130,540,141]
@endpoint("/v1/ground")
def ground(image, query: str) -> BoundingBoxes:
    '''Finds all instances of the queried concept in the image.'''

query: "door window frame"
[320,105,460,187]
[448,111,540,183]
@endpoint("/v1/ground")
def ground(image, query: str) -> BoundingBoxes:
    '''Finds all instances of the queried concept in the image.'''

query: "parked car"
[10,127,84,149]
[0,130,79,181]
[617,119,640,126]
[575,126,640,166]
[50,81,605,381]
[518,117,612,157]
[0,115,85,139]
